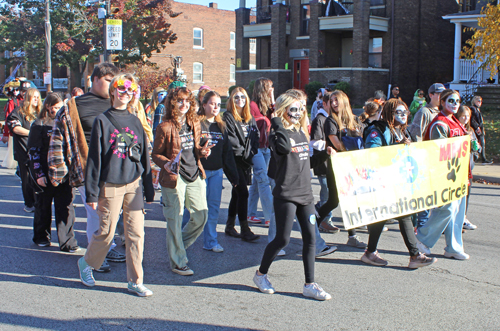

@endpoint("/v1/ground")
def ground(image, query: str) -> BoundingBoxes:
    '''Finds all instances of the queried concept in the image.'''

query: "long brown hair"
[199,90,225,133]
[359,101,381,122]
[149,87,166,114]
[381,99,409,135]
[19,88,41,122]
[163,87,198,128]
[438,89,460,112]
[329,90,359,132]
[37,92,63,122]
[227,87,252,123]
[252,77,273,116]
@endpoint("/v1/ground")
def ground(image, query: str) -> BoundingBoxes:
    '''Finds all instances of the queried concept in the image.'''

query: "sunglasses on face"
[117,87,136,96]
[447,98,460,105]
[234,95,246,100]
[418,93,424,96]
[394,88,399,91]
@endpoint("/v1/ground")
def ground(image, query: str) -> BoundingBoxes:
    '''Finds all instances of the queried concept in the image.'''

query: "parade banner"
[331,136,470,230]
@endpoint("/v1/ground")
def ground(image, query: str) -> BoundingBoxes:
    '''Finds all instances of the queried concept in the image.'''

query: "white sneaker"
[128,282,153,297]
[303,283,331,301]
[204,244,224,253]
[78,257,95,287]
[444,251,470,260]
[463,220,477,230]
[416,239,431,255]
[277,249,286,257]
[253,271,275,294]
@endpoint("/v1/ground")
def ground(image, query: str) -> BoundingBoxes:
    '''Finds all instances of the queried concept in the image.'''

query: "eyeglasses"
[177,99,190,105]
[234,95,246,100]
[117,87,137,96]
[418,93,424,96]
[394,88,399,91]
[447,98,460,105]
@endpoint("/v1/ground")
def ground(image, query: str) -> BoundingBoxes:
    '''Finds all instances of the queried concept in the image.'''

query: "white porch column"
[453,22,462,83]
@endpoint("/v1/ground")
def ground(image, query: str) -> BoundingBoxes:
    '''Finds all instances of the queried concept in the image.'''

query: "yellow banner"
[331,136,470,230]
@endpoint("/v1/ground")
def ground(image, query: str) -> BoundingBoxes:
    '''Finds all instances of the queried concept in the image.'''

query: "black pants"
[367,215,419,257]
[318,159,357,236]
[32,180,78,251]
[18,161,35,208]
[259,198,316,283]
[227,166,251,234]
[478,134,487,161]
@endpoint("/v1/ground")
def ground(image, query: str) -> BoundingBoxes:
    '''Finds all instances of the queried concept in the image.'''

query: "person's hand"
[146,202,152,204]
[37,177,47,187]
[476,128,482,135]
[270,111,276,119]
[269,87,275,105]
[326,146,336,155]
[1,136,8,144]
[87,202,97,210]
[200,140,213,158]
[403,137,411,145]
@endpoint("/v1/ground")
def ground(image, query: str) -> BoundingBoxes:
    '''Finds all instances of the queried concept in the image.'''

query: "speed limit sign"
[106,19,122,50]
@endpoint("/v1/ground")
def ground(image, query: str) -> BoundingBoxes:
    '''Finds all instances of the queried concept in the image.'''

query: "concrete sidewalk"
[472,163,500,184]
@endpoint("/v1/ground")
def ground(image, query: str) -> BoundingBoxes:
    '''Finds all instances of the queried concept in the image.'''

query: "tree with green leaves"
[0,0,180,88]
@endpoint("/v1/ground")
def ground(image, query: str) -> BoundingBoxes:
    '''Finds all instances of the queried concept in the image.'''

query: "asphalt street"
[0,142,499,331]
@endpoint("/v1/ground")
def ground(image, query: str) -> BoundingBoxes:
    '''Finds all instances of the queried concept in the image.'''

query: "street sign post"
[106,19,122,51]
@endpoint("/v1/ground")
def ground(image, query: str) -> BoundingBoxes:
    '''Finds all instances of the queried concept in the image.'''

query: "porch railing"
[460,59,483,82]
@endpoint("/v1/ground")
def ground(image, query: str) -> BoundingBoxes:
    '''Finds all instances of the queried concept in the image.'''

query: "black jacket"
[222,111,259,170]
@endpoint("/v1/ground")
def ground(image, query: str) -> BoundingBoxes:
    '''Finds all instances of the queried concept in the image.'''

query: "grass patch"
[482,109,500,162]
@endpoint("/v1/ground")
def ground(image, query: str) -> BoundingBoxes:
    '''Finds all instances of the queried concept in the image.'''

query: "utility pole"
[103,0,109,63]
[45,0,52,92]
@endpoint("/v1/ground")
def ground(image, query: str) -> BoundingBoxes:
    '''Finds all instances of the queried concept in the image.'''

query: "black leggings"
[259,198,316,283]
[317,159,357,236]
[227,166,251,234]
[18,161,35,208]
[367,215,419,257]
[478,134,487,161]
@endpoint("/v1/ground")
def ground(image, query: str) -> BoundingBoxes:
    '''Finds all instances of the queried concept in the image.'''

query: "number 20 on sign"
[106,19,122,51]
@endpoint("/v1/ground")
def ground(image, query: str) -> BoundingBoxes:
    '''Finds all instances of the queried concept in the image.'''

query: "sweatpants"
[259,198,316,284]
[367,214,419,256]
[84,178,145,284]
[32,180,77,250]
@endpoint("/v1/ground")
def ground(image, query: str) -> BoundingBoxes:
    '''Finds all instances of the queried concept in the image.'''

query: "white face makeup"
[233,93,246,109]
[394,105,408,124]
[203,96,221,120]
[444,94,460,114]
[286,101,303,125]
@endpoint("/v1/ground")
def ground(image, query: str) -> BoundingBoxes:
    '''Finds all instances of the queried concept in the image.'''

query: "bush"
[247,80,255,98]
[305,81,324,105]
[334,81,351,96]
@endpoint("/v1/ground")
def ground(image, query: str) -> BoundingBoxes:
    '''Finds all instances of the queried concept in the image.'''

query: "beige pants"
[84,178,145,284]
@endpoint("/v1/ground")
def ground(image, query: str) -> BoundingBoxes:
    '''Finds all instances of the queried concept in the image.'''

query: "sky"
[175,0,256,11]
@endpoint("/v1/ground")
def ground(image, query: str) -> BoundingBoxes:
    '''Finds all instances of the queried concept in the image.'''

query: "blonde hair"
[471,95,482,109]
[329,90,359,132]
[19,88,41,122]
[227,87,252,123]
[274,91,309,139]
[108,73,139,114]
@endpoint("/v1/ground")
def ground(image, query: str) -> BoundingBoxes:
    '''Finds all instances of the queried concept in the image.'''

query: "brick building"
[151,1,237,97]
[236,0,460,106]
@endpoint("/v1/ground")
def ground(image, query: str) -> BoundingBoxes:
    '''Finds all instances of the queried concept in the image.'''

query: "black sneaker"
[241,232,260,242]
[482,159,493,165]
[106,248,126,262]
[94,258,111,273]
[225,228,241,238]
[36,241,51,247]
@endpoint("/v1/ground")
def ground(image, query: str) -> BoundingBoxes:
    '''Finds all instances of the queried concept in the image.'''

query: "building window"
[193,62,203,82]
[249,38,256,54]
[369,37,382,68]
[230,64,235,82]
[300,5,310,36]
[193,28,203,48]
[230,32,236,50]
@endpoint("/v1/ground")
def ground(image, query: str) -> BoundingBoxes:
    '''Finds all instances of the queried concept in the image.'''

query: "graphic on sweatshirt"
[290,138,310,161]
[201,131,223,147]
[109,127,138,159]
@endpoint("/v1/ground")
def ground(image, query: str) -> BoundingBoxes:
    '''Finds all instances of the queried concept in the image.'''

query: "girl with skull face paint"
[362,99,437,268]
[417,90,470,260]
[152,87,211,276]
[253,91,334,301]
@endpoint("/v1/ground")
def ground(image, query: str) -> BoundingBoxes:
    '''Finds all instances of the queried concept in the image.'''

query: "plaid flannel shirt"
[47,105,85,187]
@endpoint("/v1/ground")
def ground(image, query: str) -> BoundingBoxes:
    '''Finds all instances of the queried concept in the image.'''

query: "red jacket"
[250,101,271,149]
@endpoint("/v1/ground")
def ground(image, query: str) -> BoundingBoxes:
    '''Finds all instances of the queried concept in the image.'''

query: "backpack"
[363,120,389,146]
[341,126,365,151]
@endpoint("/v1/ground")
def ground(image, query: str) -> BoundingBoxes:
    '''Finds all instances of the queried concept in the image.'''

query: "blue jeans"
[316,175,332,223]
[416,210,429,229]
[416,197,466,254]
[202,169,224,249]
[248,148,275,224]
